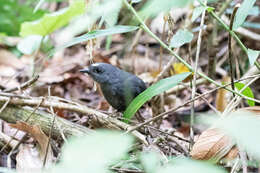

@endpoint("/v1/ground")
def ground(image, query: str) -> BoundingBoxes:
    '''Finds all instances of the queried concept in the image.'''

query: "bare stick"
[190,0,207,147]
[228,5,239,97]
[4,75,39,92]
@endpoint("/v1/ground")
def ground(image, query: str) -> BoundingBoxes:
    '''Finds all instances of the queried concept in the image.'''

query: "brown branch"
[3,75,39,92]
[0,96,148,145]
[228,5,239,97]
[0,104,93,138]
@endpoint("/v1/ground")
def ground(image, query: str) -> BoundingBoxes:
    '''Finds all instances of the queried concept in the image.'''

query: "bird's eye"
[93,68,102,73]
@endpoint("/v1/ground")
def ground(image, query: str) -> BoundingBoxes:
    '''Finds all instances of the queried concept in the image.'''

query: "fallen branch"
[0,104,93,138]
[0,96,148,145]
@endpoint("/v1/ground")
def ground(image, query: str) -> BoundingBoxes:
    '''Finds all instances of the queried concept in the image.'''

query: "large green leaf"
[20,0,86,37]
[233,0,257,30]
[123,72,191,122]
[55,25,138,51]
[235,82,255,106]
[169,29,193,48]
[139,0,192,18]
[52,130,134,173]
[0,0,45,36]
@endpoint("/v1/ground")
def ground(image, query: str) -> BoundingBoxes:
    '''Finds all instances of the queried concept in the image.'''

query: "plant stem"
[197,1,260,70]
[122,0,260,102]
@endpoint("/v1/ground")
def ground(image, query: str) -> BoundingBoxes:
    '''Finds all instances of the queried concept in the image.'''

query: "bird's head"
[80,63,118,84]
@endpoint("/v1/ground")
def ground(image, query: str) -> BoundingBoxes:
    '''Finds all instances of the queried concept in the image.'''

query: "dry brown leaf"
[222,146,239,161]
[170,63,192,82]
[240,106,260,115]
[216,76,231,112]
[0,49,24,69]
[10,122,53,162]
[190,128,235,162]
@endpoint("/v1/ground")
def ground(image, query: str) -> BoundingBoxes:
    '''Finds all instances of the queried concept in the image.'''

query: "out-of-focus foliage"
[169,29,194,48]
[20,0,85,37]
[139,0,192,18]
[233,0,257,30]
[56,25,138,52]
[0,0,45,36]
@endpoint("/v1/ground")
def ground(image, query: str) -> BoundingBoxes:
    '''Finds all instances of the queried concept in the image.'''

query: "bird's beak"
[79,68,90,74]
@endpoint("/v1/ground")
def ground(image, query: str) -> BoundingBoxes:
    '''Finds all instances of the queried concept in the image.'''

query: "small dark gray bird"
[80,63,146,111]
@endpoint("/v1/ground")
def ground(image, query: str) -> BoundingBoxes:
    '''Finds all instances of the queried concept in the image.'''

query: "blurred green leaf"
[53,0,123,47]
[206,6,215,12]
[0,0,45,36]
[243,22,260,29]
[34,0,46,13]
[55,25,138,52]
[170,29,193,48]
[247,49,259,66]
[140,152,162,173]
[192,6,206,22]
[161,158,226,173]
[139,0,192,18]
[17,35,42,54]
[52,130,134,173]
[132,0,142,3]
[102,0,122,27]
[233,0,257,30]
[123,72,191,122]
[201,111,260,159]
[20,0,86,37]
[235,82,255,106]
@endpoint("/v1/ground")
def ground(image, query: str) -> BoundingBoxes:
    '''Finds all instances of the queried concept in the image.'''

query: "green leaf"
[235,82,255,106]
[0,0,45,36]
[52,130,134,173]
[123,72,191,122]
[201,111,260,159]
[52,0,123,47]
[233,0,257,30]
[139,0,192,18]
[102,0,122,27]
[55,25,138,52]
[20,0,86,37]
[247,48,259,66]
[161,158,227,173]
[170,29,193,48]
[17,35,42,54]
[192,6,206,22]
[206,6,215,12]
[140,152,162,173]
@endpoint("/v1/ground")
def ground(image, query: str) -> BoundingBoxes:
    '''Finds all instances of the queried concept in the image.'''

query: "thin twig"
[126,74,260,133]
[228,5,239,97]
[43,86,55,167]
[0,98,10,114]
[190,0,207,147]
[3,75,39,93]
